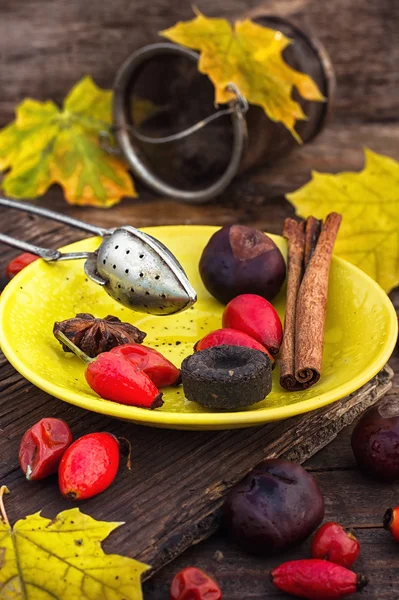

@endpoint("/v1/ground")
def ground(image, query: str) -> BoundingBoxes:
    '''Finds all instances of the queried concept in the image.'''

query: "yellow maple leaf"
[161,12,324,141]
[0,486,149,599]
[287,148,399,292]
[0,76,136,207]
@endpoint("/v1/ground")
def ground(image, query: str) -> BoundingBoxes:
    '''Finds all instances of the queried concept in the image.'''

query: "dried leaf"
[287,149,399,292]
[0,487,149,599]
[0,76,136,207]
[161,12,324,141]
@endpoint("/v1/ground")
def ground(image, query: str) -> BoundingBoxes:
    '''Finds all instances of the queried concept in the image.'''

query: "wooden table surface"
[1,0,399,596]
[1,118,398,598]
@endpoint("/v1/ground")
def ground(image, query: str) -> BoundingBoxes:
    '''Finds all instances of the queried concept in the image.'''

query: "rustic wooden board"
[0,169,397,580]
[0,334,393,579]
[144,412,399,600]
[0,119,398,594]
[0,0,398,126]
[144,348,399,600]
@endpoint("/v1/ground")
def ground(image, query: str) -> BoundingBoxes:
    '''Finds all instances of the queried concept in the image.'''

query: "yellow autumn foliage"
[287,149,399,292]
[0,77,136,207]
[161,12,324,141]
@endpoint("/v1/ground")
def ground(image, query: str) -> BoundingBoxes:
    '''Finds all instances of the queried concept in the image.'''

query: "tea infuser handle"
[0,232,62,261]
[0,197,108,237]
[0,232,94,262]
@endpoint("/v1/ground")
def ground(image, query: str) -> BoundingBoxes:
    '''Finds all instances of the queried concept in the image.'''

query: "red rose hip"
[222,294,283,355]
[59,432,120,500]
[86,352,163,408]
[6,252,38,279]
[311,522,360,567]
[110,343,180,387]
[54,330,163,409]
[19,418,73,481]
[271,559,368,599]
[194,328,274,363]
[170,567,222,600]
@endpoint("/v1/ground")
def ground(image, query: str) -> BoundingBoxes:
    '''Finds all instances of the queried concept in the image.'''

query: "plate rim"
[0,224,397,429]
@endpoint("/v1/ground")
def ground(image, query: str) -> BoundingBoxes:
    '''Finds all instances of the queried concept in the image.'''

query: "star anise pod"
[53,313,146,358]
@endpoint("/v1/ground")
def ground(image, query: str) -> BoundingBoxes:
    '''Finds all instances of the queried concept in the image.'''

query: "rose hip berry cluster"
[54,331,180,409]
[270,520,365,599]
[195,294,283,360]
[19,418,124,500]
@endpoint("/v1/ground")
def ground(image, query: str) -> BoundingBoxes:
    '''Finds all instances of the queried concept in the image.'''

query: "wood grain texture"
[0,0,398,126]
[0,198,396,581]
[0,339,393,578]
[143,404,399,600]
[143,297,399,599]
[0,6,398,585]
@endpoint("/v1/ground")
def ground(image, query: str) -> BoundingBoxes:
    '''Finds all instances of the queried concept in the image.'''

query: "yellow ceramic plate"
[0,226,397,430]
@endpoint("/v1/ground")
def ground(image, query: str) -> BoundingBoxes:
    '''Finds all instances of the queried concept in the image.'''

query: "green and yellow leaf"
[161,12,324,141]
[287,148,399,292]
[0,76,136,207]
[0,488,149,599]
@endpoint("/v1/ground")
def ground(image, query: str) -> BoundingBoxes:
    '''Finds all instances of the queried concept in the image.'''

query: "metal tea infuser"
[0,197,197,316]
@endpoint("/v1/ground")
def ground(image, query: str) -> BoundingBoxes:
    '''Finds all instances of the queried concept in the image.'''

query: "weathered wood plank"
[0,0,398,126]
[144,355,399,598]
[143,467,399,599]
[0,341,393,578]
[0,115,398,594]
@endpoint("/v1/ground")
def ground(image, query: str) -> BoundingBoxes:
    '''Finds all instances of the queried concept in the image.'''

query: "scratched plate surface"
[0,226,396,429]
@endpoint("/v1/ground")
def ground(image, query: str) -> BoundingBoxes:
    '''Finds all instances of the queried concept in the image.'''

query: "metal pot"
[112,16,335,204]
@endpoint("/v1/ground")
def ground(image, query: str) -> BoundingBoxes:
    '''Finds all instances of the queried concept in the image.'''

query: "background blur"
[0,0,398,213]
[0,0,397,127]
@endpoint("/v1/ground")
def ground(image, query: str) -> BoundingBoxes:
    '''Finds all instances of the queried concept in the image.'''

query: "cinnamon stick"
[295,212,342,388]
[304,216,322,268]
[279,219,306,391]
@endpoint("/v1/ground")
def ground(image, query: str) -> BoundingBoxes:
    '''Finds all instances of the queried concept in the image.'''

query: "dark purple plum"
[199,225,286,305]
[223,459,324,555]
[351,400,399,481]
